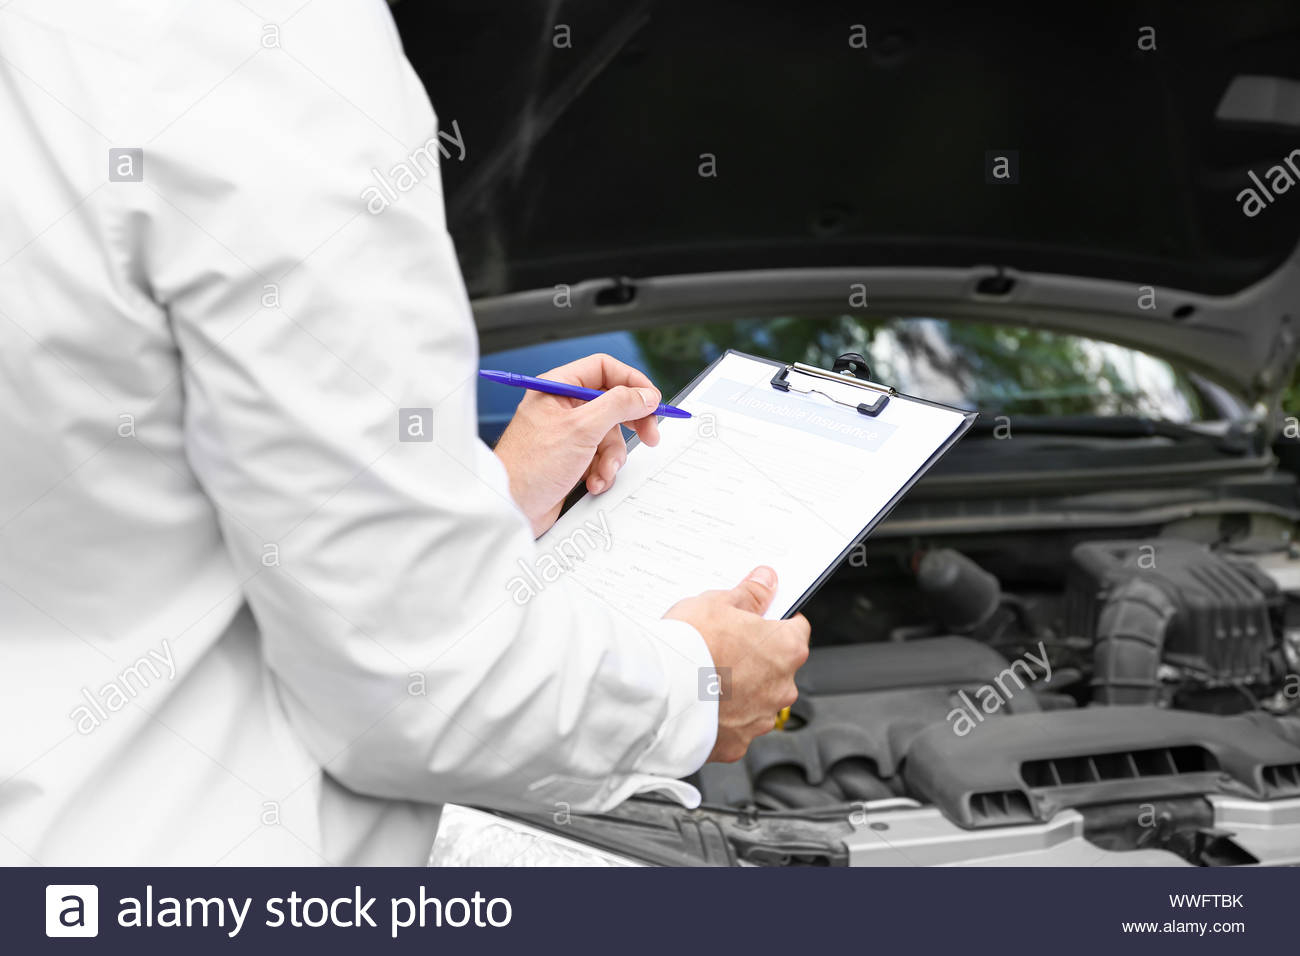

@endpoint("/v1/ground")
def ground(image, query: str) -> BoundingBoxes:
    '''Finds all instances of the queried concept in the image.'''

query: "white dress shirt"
[0,0,715,865]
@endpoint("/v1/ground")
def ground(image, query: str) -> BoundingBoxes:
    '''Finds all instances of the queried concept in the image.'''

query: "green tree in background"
[1284,370,1300,417]
[632,315,1206,420]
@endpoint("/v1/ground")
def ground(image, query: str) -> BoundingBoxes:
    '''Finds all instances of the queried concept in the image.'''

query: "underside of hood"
[394,0,1300,397]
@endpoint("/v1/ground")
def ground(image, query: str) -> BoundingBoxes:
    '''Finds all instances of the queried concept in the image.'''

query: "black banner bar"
[8,866,1283,953]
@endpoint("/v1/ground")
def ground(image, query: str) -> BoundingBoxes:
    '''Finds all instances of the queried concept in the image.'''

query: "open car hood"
[394,0,1300,402]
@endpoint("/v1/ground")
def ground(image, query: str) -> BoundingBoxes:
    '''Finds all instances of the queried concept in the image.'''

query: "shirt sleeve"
[130,0,716,812]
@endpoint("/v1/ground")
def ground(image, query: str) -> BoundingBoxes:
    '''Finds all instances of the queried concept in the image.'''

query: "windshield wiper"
[970,414,1257,454]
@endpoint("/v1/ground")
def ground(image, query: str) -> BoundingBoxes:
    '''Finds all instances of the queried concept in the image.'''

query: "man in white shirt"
[0,0,808,864]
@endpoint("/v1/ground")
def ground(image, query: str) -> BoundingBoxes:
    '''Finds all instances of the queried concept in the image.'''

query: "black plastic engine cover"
[696,637,1033,810]
[904,707,1300,829]
[1065,539,1278,683]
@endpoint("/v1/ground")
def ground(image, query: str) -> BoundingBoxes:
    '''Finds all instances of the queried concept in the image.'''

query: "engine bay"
[685,522,1300,866]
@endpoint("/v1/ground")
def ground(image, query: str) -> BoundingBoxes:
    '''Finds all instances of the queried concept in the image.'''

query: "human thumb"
[576,385,659,440]
[725,566,778,615]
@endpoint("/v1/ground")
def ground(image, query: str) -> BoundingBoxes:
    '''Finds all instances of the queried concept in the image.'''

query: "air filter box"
[1065,539,1278,683]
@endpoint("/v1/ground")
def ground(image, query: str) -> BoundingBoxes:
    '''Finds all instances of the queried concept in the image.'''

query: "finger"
[778,682,800,710]
[742,716,777,743]
[543,354,666,445]
[627,412,661,448]
[586,426,628,494]
[785,613,812,646]
[779,616,812,670]
[546,352,656,391]
[574,385,660,443]
[723,566,778,615]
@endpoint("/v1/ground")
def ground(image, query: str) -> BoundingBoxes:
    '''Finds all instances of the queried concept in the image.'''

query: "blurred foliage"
[632,316,1208,420]
[1284,372,1300,417]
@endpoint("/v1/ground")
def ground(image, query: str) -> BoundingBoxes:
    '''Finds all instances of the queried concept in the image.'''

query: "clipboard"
[550,348,977,623]
[663,350,977,619]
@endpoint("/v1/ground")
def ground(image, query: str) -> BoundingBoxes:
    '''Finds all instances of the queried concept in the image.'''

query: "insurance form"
[541,351,973,621]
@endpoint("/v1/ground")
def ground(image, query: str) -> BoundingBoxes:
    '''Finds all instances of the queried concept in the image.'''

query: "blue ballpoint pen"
[478,369,692,419]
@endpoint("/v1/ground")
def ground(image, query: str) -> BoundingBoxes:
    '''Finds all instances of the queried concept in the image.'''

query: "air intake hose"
[915,549,1001,633]
[1091,577,1175,705]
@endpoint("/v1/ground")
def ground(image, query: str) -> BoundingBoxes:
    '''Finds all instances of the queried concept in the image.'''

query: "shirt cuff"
[634,617,718,780]
[524,617,719,814]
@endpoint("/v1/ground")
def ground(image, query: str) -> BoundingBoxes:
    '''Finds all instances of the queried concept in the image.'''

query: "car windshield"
[477,316,1220,445]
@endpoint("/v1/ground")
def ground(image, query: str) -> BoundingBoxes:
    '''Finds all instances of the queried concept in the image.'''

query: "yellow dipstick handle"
[774,706,791,730]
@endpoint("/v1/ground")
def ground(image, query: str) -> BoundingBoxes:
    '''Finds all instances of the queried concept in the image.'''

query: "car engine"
[689,537,1300,865]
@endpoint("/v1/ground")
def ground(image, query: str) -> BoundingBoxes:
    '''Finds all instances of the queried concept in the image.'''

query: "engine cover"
[905,708,1300,828]
[694,637,1041,810]
[1065,539,1278,688]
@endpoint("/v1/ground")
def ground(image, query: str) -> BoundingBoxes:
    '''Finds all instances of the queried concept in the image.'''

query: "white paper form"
[540,352,970,622]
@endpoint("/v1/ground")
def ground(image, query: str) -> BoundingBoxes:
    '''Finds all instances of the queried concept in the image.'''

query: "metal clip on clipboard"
[769,352,895,417]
